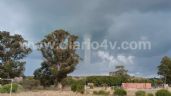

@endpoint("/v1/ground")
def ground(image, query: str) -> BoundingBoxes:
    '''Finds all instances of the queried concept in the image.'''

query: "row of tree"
[0,29,171,89]
[0,30,80,89]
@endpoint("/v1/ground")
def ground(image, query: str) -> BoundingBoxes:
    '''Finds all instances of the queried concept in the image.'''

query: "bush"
[71,80,85,94]
[114,88,127,96]
[0,83,18,93]
[20,78,40,90]
[87,76,127,87]
[71,83,77,92]
[156,89,171,96]
[93,90,110,96]
[61,77,74,87]
[147,93,154,96]
[135,91,146,96]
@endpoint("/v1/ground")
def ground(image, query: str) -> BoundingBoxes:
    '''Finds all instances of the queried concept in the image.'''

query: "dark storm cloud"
[0,0,171,76]
[107,11,171,57]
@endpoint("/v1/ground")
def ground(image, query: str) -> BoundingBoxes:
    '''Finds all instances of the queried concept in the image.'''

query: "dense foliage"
[110,66,129,77]
[156,89,171,96]
[135,91,146,96]
[0,32,31,81]
[0,83,18,93]
[93,90,110,96]
[20,77,40,90]
[87,76,127,87]
[114,88,127,96]
[158,56,171,84]
[34,30,79,88]
[61,76,74,87]
[147,93,154,96]
[71,80,85,94]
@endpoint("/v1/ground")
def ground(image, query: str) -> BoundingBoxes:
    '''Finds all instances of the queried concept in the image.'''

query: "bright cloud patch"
[97,50,134,66]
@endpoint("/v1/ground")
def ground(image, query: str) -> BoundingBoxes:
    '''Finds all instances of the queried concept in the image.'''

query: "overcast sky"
[0,0,171,77]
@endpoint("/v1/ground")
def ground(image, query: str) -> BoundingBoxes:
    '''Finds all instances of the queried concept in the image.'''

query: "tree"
[109,65,129,85]
[110,65,129,77]
[158,56,171,84]
[34,29,79,89]
[0,31,31,80]
[34,63,55,88]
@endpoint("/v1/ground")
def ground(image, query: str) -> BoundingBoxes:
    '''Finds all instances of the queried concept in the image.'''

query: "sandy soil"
[0,91,90,96]
[0,88,171,96]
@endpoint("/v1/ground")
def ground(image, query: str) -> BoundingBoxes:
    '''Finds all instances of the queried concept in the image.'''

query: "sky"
[0,0,171,77]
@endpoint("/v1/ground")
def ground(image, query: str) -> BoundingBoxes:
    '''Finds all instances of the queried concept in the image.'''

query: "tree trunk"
[57,82,63,91]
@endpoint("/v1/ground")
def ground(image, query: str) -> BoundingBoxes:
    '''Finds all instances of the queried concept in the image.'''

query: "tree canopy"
[0,31,32,79]
[158,56,171,84]
[34,29,79,88]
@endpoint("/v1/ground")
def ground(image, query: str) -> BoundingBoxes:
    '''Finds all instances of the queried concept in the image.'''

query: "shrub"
[71,84,77,92]
[0,83,18,93]
[20,78,40,90]
[147,93,154,96]
[86,76,127,87]
[71,80,85,94]
[135,91,146,96]
[156,89,171,96]
[93,90,110,96]
[61,77,74,87]
[76,84,84,94]
[16,85,24,92]
[114,88,127,96]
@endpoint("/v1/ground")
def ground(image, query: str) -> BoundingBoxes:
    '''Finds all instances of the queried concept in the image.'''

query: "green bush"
[147,93,154,96]
[61,77,74,87]
[16,85,24,92]
[135,91,146,96]
[0,83,18,93]
[71,80,85,94]
[156,89,171,96]
[71,83,77,92]
[20,79,40,90]
[87,76,127,87]
[114,88,127,96]
[93,90,110,96]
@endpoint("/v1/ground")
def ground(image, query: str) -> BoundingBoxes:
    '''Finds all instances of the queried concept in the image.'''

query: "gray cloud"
[0,0,171,76]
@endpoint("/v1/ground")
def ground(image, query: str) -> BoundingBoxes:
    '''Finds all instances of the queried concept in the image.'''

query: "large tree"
[34,29,79,88]
[0,31,32,79]
[158,56,171,84]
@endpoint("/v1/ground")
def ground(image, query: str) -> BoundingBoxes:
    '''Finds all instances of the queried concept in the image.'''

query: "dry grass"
[0,88,171,96]
[0,91,91,96]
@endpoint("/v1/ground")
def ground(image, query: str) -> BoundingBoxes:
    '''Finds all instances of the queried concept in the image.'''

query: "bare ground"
[0,88,171,96]
[0,91,89,96]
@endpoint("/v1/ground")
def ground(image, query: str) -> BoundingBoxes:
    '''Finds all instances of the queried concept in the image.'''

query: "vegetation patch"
[93,90,110,96]
[156,89,171,96]
[0,83,18,93]
[114,88,127,96]
[135,91,146,96]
